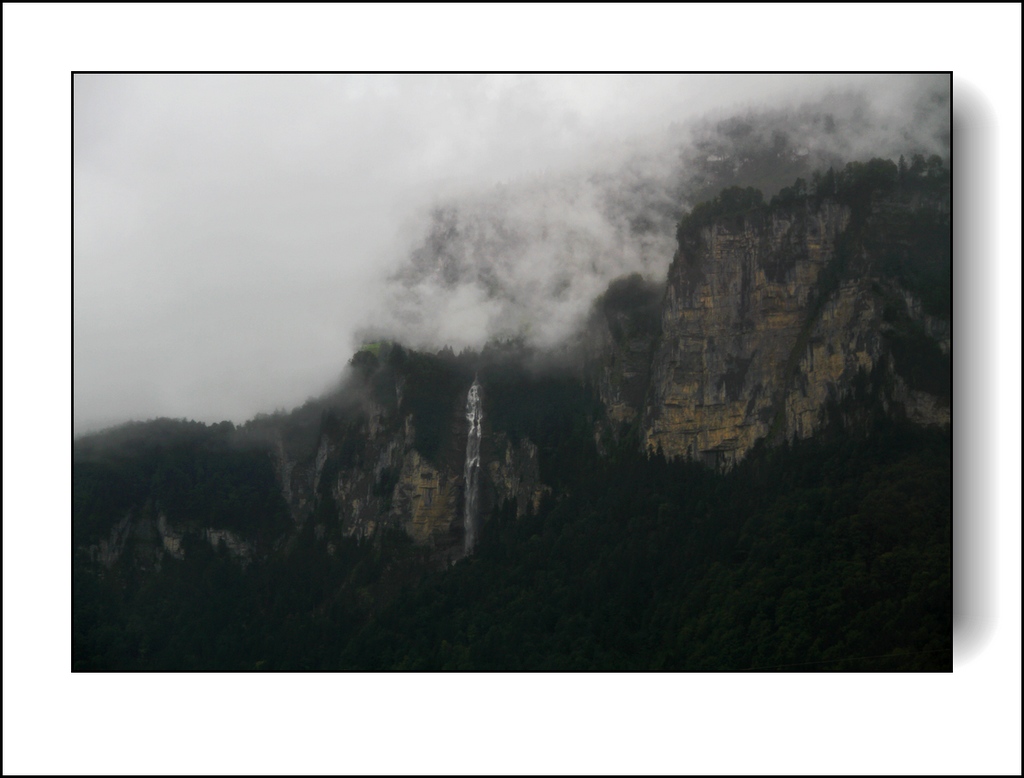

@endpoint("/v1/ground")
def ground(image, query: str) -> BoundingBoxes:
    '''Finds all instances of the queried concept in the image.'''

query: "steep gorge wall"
[644,203,850,464]
[642,198,949,467]
[274,376,548,559]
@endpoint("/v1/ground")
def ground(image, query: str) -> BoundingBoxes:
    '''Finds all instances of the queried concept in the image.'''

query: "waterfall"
[463,378,483,553]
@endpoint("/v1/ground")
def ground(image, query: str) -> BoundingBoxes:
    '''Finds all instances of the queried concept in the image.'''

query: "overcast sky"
[73,73,945,434]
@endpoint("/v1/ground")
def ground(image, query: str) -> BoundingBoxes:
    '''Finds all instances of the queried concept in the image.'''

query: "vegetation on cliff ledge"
[675,155,951,417]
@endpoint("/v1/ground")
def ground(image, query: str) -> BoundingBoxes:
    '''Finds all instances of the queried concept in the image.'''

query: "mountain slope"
[72,156,951,671]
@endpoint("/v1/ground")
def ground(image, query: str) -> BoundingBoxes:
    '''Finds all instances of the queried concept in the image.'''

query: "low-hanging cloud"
[367,74,950,353]
[74,74,949,435]
[373,163,681,351]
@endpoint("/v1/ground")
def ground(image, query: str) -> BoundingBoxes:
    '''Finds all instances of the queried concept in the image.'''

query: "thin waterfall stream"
[463,378,482,552]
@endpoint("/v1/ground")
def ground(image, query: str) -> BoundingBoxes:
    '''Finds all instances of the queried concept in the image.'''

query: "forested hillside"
[74,412,950,671]
[73,156,951,672]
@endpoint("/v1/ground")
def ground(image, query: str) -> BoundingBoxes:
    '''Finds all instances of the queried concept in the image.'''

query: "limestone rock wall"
[488,433,549,518]
[644,203,851,465]
[391,448,461,545]
[782,279,886,440]
[273,378,551,555]
[642,198,950,467]
[83,508,254,569]
[584,275,663,429]
[593,324,657,427]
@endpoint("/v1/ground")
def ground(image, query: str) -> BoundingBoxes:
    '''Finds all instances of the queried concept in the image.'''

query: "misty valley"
[73,93,952,672]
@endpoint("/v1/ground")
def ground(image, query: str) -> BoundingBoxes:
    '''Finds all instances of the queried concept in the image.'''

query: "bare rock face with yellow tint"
[781,280,883,439]
[269,379,554,559]
[644,203,853,466]
[297,408,466,552]
[642,198,949,468]
[391,448,461,546]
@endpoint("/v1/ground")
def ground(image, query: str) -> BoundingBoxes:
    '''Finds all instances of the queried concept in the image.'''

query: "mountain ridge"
[72,156,952,671]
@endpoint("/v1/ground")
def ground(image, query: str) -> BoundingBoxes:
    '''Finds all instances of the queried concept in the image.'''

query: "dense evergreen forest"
[73,404,950,671]
[73,156,951,672]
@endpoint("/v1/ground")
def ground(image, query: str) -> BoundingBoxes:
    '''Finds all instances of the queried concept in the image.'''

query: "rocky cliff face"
[271,370,548,560]
[390,446,462,547]
[644,203,852,464]
[76,361,554,570]
[641,195,950,467]
[585,274,662,430]
[487,433,549,518]
[83,508,254,570]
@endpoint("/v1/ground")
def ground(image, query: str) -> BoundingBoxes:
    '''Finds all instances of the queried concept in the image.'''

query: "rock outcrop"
[488,433,549,518]
[83,507,254,569]
[270,370,551,558]
[644,203,852,465]
[391,447,462,546]
[589,290,660,427]
[641,194,950,468]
